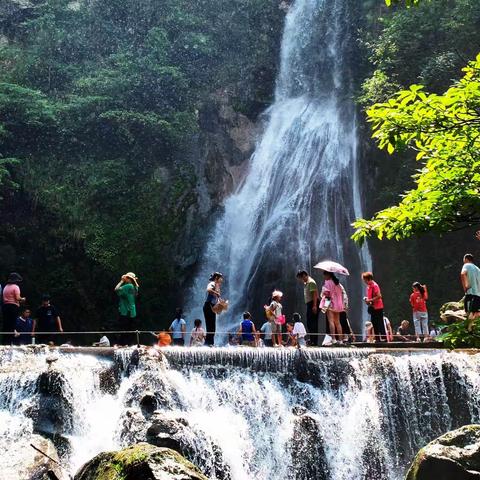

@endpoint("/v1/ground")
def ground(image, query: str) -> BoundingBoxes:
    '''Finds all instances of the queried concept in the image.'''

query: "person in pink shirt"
[362,272,386,342]
[2,272,26,344]
[320,271,344,344]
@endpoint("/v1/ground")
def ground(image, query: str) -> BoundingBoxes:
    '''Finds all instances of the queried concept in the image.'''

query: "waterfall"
[188,0,371,340]
[2,347,480,479]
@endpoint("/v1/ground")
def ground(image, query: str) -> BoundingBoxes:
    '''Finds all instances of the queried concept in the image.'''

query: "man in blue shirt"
[461,253,480,329]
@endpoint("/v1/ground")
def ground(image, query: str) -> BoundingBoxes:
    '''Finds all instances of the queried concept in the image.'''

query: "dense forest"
[0,0,479,334]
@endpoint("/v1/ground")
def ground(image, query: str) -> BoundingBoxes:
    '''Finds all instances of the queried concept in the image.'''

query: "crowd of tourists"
[183,269,425,347]
[2,252,479,347]
[176,252,480,347]
[0,272,63,346]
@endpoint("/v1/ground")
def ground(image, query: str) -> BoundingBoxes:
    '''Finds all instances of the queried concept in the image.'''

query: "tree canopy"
[353,54,480,243]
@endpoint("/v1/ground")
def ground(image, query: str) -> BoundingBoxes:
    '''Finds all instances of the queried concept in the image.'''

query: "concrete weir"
[1,344,480,479]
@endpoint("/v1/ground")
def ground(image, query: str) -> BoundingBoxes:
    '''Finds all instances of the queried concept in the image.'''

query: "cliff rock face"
[176,95,258,277]
[406,424,480,480]
[195,94,257,214]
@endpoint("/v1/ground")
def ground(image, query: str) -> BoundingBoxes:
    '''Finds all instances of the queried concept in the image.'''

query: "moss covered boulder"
[74,443,208,480]
[406,425,480,480]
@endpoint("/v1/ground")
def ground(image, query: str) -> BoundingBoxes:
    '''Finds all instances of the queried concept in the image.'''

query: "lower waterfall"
[1,347,479,479]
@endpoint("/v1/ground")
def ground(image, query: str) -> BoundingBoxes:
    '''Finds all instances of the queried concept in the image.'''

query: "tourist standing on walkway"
[2,272,25,345]
[203,272,223,345]
[190,319,206,347]
[259,320,273,347]
[169,308,186,346]
[410,282,429,341]
[296,270,320,346]
[339,283,355,342]
[13,308,33,345]
[461,254,480,330]
[238,312,256,347]
[114,272,139,345]
[268,290,284,346]
[33,294,63,345]
[362,272,386,342]
[320,271,344,343]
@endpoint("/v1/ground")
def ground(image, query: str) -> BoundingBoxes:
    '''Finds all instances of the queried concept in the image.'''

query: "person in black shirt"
[33,294,63,345]
[13,308,34,345]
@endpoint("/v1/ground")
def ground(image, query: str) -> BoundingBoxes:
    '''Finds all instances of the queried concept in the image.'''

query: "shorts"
[271,321,281,334]
[465,294,480,314]
[242,340,256,347]
[172,338,185,346]
[264,338,273,347]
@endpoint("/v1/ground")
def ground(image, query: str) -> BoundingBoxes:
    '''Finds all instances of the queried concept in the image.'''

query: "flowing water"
[188,0,371,339]
[1,346,480,479]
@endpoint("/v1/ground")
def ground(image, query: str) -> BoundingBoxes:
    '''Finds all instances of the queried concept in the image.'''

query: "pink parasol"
[313,260,350,276]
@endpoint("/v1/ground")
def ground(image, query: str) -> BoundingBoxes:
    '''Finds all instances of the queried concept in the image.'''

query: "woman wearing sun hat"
[114,272,139,345]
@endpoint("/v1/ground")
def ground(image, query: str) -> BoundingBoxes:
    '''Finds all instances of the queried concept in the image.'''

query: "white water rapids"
[1,347,480,479]
[188,0,371,338]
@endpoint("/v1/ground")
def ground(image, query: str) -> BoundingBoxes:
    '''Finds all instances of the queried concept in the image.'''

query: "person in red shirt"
[2,272,26,345]
[410,282,428,341]
[362,272,386,342]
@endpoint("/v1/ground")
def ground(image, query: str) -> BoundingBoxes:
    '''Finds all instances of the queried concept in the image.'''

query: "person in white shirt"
[190,319,206,347]
[93,335,110,347]
[169,308,186,346]
[292,313,307,347]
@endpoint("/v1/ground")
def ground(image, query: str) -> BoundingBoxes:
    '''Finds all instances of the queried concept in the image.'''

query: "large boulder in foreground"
[406,425,480,480]
[74,443,208,480]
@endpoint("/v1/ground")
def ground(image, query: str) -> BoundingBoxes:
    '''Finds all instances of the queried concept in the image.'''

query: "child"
[292,313,307,347]
[237,312,257,347]
[397,320,412,342]
[169,308,186,346]
[190,319,206,347]
[13,308,33,345]
[156,330,172,347]
[267,290,284,346]
[285,322,297,347]
[259,320,273,347]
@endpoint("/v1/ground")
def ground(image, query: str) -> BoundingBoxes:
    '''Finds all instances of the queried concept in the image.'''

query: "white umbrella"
[314,260,350,276]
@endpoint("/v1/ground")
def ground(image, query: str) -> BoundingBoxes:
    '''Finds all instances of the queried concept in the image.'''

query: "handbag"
[367,305,375,315]
[265,306,276,321]
[212,298,229,314]
[275,314,286,325]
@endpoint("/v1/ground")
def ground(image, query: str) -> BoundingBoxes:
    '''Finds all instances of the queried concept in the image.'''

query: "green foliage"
[438,319,480,349]
[0,0,284,330]
[353,55,480,243]
[361,0,480,105]
[385,0,424,6]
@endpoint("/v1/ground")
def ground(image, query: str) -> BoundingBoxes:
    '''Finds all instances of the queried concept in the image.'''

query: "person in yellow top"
[114,272,139,346]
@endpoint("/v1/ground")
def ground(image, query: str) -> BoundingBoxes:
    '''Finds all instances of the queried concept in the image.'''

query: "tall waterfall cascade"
[1,347,480,479]
[189,0,371,337]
